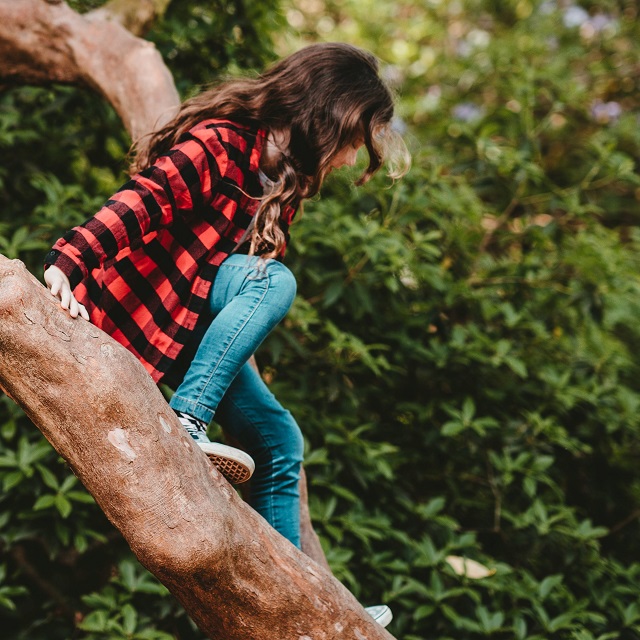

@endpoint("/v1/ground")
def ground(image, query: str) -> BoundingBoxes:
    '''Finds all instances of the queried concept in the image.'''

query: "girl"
[44,43,407,623]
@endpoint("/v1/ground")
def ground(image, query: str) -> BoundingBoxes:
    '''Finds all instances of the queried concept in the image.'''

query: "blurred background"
[1,1,639,638]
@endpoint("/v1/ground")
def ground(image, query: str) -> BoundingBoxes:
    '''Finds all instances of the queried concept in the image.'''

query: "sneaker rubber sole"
[198,442,255,484]
[365,605,393,628]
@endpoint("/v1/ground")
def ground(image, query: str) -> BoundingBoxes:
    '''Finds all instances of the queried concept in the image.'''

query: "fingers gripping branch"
[44,265,89,320]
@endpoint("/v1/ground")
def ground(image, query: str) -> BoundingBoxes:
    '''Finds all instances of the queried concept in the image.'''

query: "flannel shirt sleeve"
[44,129,228,290]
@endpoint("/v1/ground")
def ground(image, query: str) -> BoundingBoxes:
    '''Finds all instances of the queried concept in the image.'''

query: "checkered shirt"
[44,119,295,383]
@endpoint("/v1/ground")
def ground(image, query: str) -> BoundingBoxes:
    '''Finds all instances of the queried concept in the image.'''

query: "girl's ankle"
[173,409,210,443]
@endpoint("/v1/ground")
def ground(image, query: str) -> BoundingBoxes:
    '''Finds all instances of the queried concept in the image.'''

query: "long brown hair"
[132,42,409,258]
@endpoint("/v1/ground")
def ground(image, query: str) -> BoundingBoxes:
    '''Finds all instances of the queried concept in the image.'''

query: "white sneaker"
[198,442,255,484]
[365,605,393,628]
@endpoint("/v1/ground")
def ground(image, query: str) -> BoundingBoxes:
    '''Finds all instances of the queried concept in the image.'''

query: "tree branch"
[88,0,173,37]
[0,255,395,639]
[0,0,179,140]
[299,467,331,571]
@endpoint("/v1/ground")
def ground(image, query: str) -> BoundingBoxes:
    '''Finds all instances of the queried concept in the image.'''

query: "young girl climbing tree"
[44,41,408,627]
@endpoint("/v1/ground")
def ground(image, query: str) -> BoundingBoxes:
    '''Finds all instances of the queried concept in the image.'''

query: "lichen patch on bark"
[107,428,137,461]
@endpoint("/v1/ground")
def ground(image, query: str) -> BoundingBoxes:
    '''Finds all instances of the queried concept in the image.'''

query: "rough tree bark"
[0,0,330,569]
[0,256,395,639]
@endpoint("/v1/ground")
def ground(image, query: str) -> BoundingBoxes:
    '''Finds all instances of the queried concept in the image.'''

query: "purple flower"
[381,64,405,89]
[590,100,622,124]
[539,1,557,16]
[562,5,617,36]
[588,13,616,33]
[391,117,408,135]
[452,103,484,123]
[563,5,590,28]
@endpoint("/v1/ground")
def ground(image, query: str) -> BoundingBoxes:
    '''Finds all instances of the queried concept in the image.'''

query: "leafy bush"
[272,1,640,638]
[1,0,640,639]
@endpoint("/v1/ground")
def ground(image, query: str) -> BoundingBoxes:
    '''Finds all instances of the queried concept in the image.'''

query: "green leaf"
[548,611,578,632]
[414,604,436,620]
[55,494,72,518]
[418,496,446,519]
[74,534,88,554]
[623,602,640,626]
[538,574,563,600]
[504,356,528,378]
[78,610,109,632]
[323,281,344,307]
[513,616,527,640]
[122,603,137,634]
[119,561,137,592]
[33,494,56,511]
[60,474,77,493]
[36,463,59,490]
[461,397,475,422]
[3,471,23,491]
[441,420,465,437]
[67,490,95,504]
[0,455,17,469]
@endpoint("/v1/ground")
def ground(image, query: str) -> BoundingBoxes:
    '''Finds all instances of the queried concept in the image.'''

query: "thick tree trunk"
[0,255,395,639]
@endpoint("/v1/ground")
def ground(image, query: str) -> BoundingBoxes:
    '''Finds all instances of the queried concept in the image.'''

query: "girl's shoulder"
[187,119,266,175]
[190,118,265,145]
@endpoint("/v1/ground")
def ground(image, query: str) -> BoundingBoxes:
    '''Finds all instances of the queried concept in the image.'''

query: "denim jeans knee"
[264,260,297,310]
[169,255,297,424]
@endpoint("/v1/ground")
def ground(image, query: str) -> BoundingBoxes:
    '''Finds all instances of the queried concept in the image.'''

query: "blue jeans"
[168,254,303,547]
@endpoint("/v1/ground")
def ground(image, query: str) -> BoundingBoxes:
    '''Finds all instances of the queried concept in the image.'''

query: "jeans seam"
[191,271,271,417]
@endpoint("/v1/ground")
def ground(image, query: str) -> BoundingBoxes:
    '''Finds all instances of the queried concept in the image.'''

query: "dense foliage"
[1,0,640,639]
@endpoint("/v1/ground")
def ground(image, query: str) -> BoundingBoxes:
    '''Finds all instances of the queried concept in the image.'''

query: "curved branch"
[0,0,179,139]
[88,0,173,37]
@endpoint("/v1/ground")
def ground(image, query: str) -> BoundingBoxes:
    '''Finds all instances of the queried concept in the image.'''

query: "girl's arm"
[44,127,227,292]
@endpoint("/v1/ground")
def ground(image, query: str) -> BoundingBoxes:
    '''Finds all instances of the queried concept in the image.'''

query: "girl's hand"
[44,265,90,321]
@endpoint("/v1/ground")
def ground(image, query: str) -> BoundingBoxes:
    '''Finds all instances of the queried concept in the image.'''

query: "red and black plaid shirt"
[44,119,295,383]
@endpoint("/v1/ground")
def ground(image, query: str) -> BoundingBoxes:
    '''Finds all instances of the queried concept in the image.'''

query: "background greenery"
[1,0,640,638]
